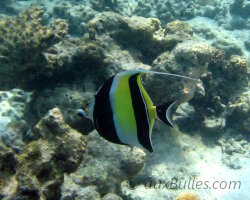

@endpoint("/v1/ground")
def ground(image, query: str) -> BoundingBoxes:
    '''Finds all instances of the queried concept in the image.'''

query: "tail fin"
[156,100,177,127]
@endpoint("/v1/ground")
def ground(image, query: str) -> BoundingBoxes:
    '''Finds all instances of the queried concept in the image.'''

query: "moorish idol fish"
[77,69,197,152]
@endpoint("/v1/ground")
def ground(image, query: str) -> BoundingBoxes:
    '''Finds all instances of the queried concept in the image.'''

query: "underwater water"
[0,0,249,199]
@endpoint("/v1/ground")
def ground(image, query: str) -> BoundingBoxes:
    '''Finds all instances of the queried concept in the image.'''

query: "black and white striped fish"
[78,69,197,152]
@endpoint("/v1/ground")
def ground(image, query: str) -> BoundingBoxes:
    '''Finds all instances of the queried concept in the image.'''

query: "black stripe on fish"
[93,76,124,145]
[129,73,153,152]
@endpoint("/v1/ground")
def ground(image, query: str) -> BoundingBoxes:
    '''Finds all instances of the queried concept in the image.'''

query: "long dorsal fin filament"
[136,68,199,81]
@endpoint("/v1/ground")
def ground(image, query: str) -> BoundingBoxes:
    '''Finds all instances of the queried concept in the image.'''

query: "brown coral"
[226,55,248,79]
[165,20,193,35]
[0,6,69,89]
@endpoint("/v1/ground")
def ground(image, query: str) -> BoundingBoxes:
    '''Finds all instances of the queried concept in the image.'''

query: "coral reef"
[146,41,218,106]
[87,12,171,61]
[21,11,226,136]
[0,1,249,199]
[17,5,248,139]
[82,12,221,110]
[1,108,87,199]
[0,6,69,89]
[177,40,249,134]
[1,107,146,199]
[23,13,205,133]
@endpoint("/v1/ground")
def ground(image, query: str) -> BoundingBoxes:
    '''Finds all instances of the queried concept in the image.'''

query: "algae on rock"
[0,6,69,90]
[1,108,87,200]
